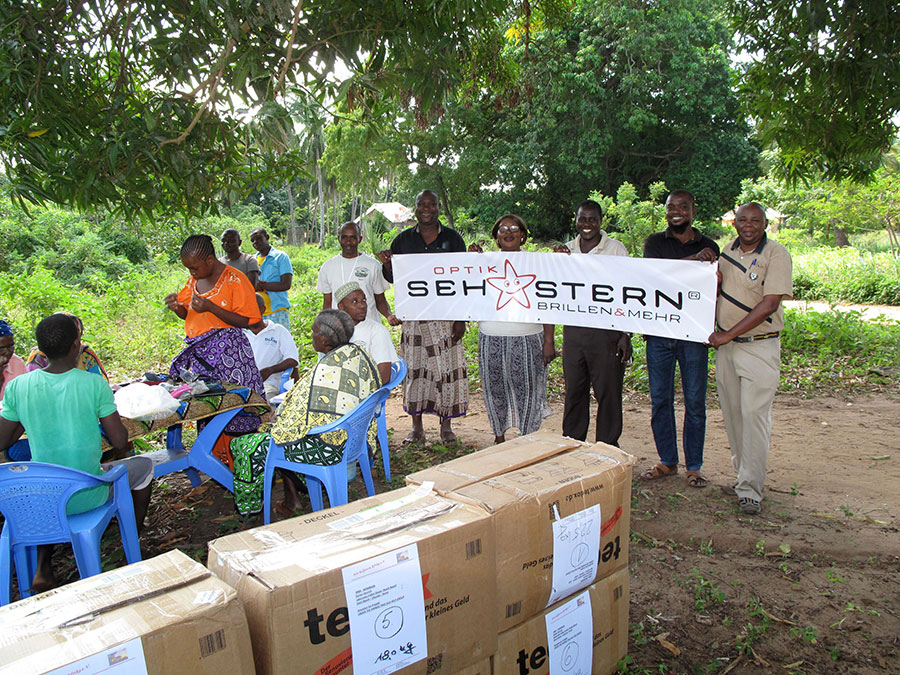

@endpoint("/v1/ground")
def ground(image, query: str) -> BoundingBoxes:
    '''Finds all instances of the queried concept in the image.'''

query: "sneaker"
[739,497,761,515]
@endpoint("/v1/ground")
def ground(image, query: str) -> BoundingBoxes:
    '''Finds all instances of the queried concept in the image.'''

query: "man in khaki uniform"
[708,202,793,515]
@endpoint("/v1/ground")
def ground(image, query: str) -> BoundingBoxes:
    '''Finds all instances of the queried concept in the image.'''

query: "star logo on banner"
[486,259,536,310]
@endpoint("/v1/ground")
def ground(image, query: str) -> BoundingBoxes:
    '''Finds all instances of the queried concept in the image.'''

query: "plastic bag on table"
[114,382,182,421]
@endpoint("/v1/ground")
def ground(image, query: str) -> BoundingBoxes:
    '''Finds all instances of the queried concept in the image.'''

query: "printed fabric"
[271,343,379,464]
[400,320,468,418]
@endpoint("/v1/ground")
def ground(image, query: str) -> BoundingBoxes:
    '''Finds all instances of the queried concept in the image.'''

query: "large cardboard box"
[406,430,589,495]
[409,437,634,632]
[493,569,629,675]
[207,485,496,675]
[0,549,255,675]
[456,657,493,675]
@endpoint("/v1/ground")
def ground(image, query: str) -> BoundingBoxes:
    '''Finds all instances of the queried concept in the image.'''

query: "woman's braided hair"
[180,234,216,260]
[314,309,355,349]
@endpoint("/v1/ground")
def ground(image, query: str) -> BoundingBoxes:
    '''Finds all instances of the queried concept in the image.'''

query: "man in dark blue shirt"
[640,190,719,488]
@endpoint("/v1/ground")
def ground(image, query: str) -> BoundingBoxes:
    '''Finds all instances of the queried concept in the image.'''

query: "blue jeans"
[646,336,709,471]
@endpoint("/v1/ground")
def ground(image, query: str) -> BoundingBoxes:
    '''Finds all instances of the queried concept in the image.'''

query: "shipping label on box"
[0,550,255,675]
[207,485,497,675]
[445,445,635,632]
[493,570,629,675]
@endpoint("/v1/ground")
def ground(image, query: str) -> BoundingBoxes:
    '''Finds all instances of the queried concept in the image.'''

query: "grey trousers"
[715,338,780,502]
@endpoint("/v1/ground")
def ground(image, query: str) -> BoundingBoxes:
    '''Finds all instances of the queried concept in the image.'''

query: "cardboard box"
[207,485,496,675]
[406,430,589,495]
[493,569,629,675]
[0,549,255,675]
[409,436,634,632]
[456,657,493,675]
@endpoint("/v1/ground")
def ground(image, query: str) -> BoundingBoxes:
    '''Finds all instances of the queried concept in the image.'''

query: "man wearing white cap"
[335,281,399,386]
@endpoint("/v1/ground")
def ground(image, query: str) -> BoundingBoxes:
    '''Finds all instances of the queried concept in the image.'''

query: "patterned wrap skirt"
[169,328,267,434]
[400,320,468,418]
[478,331,551,437]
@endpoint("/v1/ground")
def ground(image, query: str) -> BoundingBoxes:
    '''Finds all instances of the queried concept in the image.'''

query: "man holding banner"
[378,190,468,445]
[641,190,719,488]
[708,203,793,515]
[555,200,631,446]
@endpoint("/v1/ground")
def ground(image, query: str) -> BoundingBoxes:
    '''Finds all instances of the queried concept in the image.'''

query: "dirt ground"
[24,385,900,674]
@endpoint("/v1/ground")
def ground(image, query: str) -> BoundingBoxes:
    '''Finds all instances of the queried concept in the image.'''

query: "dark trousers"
[562,326,625,445]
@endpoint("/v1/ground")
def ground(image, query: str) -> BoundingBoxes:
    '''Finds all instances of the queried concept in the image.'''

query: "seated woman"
[25,313,109,381]
[470,215,556,444]
[229,309,380,517]
[1,320,29,461]
[165,234,266,437]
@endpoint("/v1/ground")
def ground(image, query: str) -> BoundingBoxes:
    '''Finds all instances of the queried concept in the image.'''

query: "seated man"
[0,314,153,593]
[244,294,300,399]
[334,281,399,385]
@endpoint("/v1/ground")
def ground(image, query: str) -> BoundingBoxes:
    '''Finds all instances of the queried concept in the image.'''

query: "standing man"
[377,190,467,445]
[220,228,260,288]
[641,190,719,488]
[554,200,631,446]
[708,203,792,515]
[318,222,401,326]
[250,228,293,329]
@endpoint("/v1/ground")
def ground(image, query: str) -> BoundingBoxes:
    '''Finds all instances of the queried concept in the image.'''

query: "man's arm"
[322,293,333,311]
[374,293,401,326]
[258,273,293,292]
[708,295,783,347]
[542,324,557,364]
[99,411,129,454]
[246,269,259,288]
[683,248,718,262]
[0,417,24,454]
[260,358,299,383]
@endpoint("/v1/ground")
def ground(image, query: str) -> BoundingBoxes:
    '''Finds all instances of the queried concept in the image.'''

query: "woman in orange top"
[165,235,266,433]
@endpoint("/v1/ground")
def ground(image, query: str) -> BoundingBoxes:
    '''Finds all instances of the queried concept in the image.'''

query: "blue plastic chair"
[374,359,407,483]
[0,462,142,605]
[262,387,391,523]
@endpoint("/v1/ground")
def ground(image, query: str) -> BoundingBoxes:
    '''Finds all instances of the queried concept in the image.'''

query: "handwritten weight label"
[341,544,427,675]
[547,505,601,606]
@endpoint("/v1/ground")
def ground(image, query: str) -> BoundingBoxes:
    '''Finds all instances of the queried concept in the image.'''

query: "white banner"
[393,251,717,343]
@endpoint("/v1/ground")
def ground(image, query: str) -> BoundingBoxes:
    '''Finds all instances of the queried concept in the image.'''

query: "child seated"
[0,314,153,593]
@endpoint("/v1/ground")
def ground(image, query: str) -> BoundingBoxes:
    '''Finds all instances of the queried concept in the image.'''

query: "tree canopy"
[0,0,514,219]
[729,0,900,183]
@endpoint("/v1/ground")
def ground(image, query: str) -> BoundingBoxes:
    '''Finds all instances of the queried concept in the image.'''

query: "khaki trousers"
[715,338,780,502]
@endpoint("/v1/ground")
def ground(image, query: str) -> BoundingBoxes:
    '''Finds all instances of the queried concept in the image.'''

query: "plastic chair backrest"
[306,386,391,440]
[384,359,407,391]
[0,463,122,546]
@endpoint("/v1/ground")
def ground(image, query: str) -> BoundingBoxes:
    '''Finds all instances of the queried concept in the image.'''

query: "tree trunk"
[285,181,298,246]
[832,220,850,247]
[316,151,325,247]
[435,176,454,229]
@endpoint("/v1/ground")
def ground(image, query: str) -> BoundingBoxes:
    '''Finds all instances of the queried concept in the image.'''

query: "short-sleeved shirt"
[564,231,629,257]
[351,318,399,369]
[318,253,390,323]
[717,235,793,337]
[257,247,293,314]
[1,369,116,513]
[177,266,261,338]
[643,227,720,260]
[220,252,259,279]
[382,225,466,283]
[243,320,300,394]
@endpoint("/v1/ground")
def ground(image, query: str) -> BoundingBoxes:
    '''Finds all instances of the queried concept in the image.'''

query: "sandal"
[686,471,709,488]
[640,463,678,480]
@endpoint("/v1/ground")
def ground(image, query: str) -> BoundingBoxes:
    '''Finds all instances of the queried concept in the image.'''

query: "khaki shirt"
[717,235,793,337]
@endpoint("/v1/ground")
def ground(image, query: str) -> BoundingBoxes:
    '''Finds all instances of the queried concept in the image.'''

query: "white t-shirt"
[478,321,543,336]
[243,321,300,396]
[317,253,390,323]
[351,318,399,366]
